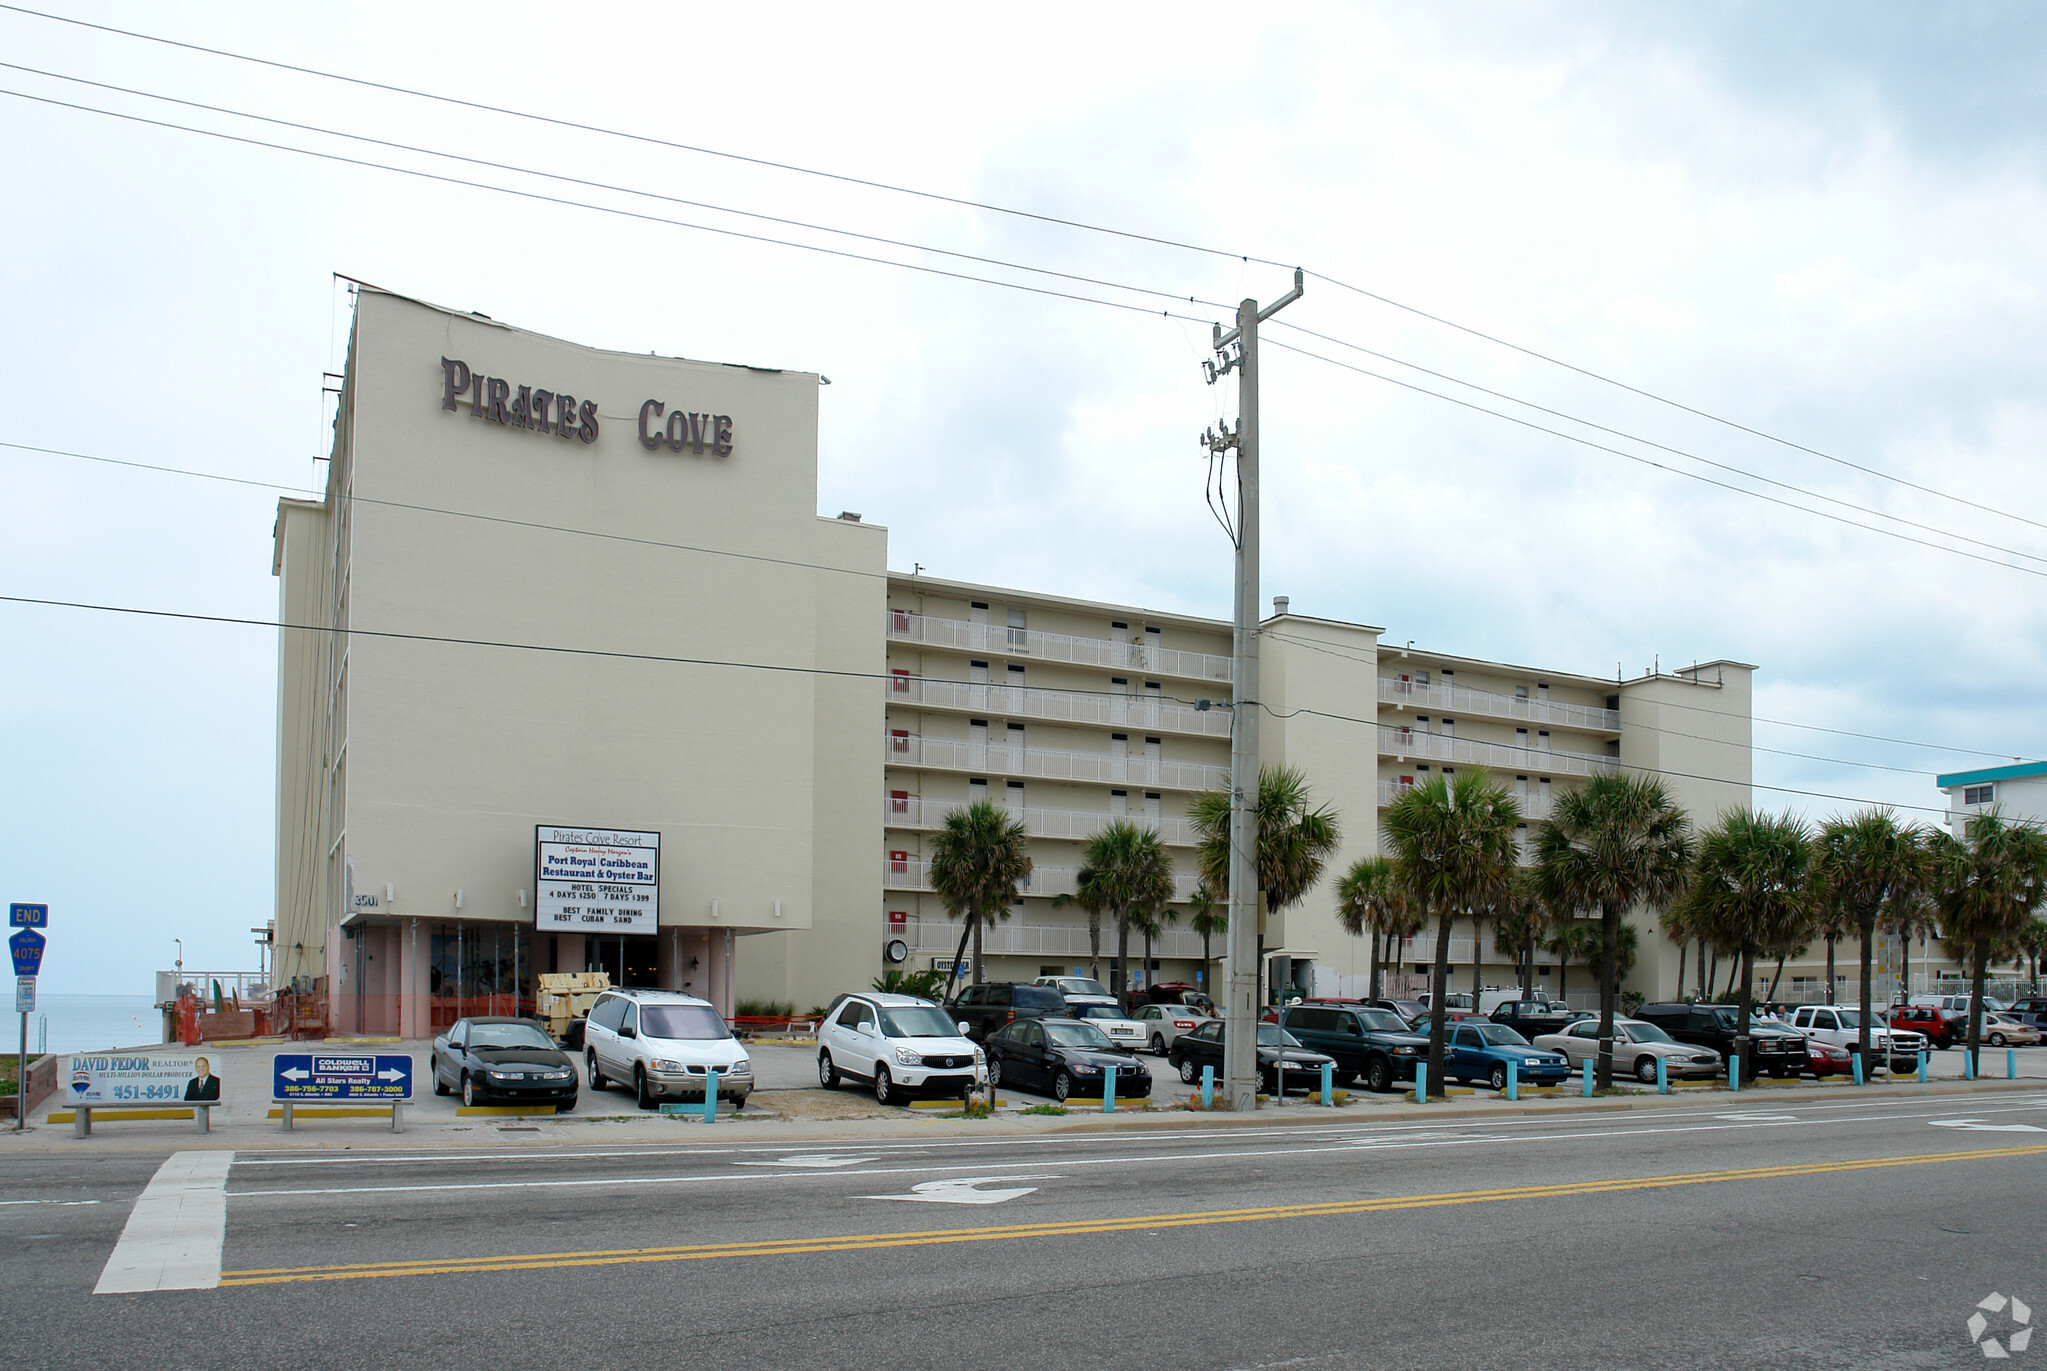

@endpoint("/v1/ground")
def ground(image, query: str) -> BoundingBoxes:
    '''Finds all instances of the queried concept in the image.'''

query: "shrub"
[734,998,796,1019]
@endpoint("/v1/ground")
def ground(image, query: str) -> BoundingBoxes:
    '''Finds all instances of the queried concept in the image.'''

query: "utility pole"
[1205,269,1302,1111]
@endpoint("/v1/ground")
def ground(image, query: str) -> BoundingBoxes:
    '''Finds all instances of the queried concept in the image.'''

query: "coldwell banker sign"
[535,826,659,932]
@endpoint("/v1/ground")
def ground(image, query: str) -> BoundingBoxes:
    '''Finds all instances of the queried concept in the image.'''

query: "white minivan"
[583,989,752,1110]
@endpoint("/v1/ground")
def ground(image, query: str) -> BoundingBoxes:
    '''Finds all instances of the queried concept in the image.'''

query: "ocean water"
[15,994,161,1057]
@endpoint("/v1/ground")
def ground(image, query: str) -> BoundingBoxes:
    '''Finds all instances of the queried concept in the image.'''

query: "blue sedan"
[1444,1021,1571,1090]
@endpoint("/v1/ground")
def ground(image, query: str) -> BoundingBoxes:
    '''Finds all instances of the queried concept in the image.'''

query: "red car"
[1883,1004,1955,1049]
[1803,1039,1854,1076]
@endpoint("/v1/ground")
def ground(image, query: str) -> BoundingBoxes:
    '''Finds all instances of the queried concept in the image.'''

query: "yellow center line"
[218,1143,2047,1287]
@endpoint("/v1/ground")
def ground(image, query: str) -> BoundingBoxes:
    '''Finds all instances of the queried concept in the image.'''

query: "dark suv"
[943,982,1068,1043]
[1279,1003,1430,1092]
[1635,1002,1810,1079]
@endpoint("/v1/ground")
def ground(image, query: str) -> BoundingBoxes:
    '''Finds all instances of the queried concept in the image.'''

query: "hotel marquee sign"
[535,826,660,933]
[440,357,733,457]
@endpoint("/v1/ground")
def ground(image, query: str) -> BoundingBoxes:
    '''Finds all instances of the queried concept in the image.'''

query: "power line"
[0,87,1217,329]
[6,3,2021,535]
[14,78,2041,580]
[0,61,1228,316]
[1304,270,2047,537]
[1261,336,2047,581]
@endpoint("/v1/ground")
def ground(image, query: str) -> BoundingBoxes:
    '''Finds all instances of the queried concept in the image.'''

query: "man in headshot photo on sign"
[183,1056,220,1101]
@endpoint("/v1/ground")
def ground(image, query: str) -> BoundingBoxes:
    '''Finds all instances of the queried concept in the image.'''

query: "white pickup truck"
[1786,1005,1925,1072]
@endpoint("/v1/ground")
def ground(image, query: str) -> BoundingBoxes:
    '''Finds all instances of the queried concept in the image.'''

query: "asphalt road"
[11,1091,2047,1369]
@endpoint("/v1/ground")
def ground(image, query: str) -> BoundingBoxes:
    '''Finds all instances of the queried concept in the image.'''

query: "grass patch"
[1018,1104,1069,1116]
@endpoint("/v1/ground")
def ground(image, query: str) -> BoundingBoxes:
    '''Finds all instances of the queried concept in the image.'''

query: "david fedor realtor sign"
[68,1053,223,1105]
[535,826,659,932]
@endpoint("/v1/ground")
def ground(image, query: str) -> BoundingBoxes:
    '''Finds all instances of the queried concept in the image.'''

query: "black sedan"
[985,1017,1151,1102]
[1168,1019,1338,1094]
[432,1016,580,1110]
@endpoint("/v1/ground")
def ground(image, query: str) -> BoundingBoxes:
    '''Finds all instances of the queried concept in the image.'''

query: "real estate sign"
[534,826,659,933]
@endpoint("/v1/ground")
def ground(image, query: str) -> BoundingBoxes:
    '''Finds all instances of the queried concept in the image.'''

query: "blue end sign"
[8,930,45,978]
[273,1053,413,1101]
[9,905,47,928]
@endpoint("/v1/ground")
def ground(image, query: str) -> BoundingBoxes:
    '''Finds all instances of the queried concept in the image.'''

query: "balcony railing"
[887,675,1233,738]
[898,918,1211,960]
[887,734,1230,792]
[1378,726,1616,779]
[1377,778,1558,820]
[883,856,1204,902]
[1379,676,1619,732]
[886,795,1202,847]
[887,610,1233,683]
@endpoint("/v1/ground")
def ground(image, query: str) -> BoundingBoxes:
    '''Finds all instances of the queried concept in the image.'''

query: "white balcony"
[885,795,1203,847]
[883,856,1204,902]
[1378,726,1616,779]
[887,610,1233,684]
[886,675,1233,739]
[1378,778,1558,820]
[887,734,1230,792]
[1379,675,1620,733]
[898,918,1211,961]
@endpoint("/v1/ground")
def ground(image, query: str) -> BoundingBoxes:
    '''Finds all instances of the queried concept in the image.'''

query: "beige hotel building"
[272,290,1755,1034]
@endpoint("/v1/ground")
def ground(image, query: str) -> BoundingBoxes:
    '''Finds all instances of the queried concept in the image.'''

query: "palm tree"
[1813,810,1929,1063]
[2020,916,2047,991]
[1383,771,1521,1096]
[1488,870,1552,998]
[1335,856,1409,1003]
[1131,899,1180,998]
[1190,764,1343,960]
[1931,811,2047,1059]
[1680,809,1814,1069]
[1660,899,1703,1000]
[926,800,1032,994]
[1186,883,1226,995]
[1535,773,1695,1089]
[1071,820,1175,999]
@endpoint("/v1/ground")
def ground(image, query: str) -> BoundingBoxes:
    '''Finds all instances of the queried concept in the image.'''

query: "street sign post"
[272,1053,414,1133]
[8,915,45,1132]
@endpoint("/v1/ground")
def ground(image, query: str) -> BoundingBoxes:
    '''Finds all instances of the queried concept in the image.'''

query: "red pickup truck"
[1883,1003,1956,1049]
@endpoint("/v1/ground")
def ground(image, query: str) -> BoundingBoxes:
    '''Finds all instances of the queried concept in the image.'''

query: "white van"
[582,989,752,1110]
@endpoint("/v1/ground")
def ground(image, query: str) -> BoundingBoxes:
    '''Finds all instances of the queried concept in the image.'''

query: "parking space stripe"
[94,1151,234,1294]
[217,1142,2047,1287]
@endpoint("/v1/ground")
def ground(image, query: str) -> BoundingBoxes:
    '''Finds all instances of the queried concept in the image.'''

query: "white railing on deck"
[887,676,1232,738]
[883,857,1203,902]
[1379,676,1619,732]
[887,611,1233,683]
[1378,726,1616,779]
[887,734,1229,791]
[885,795,1201,847]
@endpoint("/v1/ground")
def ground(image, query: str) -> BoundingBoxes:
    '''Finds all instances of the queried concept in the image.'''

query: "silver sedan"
[1535,1018,1723,1084]
[1132,1002,1213,1055]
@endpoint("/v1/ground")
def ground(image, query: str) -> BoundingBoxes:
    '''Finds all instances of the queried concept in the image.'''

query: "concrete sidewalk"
[6,1034,2043,1156]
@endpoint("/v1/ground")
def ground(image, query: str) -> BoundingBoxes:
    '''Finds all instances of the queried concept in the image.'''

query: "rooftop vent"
[1272,595,1290,616]
[838,511,862,522]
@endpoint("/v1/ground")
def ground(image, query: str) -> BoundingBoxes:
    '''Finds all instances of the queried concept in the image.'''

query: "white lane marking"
[859,1175,1055,1205]
[738,1155,880,1169]
[94,1151,233,1294]
[0,1199,101,1207]
[1716,1113,1799,1122]
[1930,1118,2047,1133]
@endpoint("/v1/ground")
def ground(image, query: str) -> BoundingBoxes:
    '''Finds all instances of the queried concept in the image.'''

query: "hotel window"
[889,729,910,753]
[890,608,910,632]
[889,789,910,815]
[891,668,911,695]
[1007,607,1028,651]
[1964,784,1996,805]
[889,849,909,875]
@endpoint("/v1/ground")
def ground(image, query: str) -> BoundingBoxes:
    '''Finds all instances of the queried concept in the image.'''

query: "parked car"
[1366,998,1428,1027]
[1032,975,1119,1010]
[1445,1020,1574,1090]
[1062,1003,1150,1051]
[1635,1002,1812,1079]
[1786,1004,1924,1073]
[1166,1020,1336,1095]
[2004,997,2047,1028]
[1980,1013,2042,1048]
[1534,1018,1721,1084]
[1416,990,1494,1021]
[816,992,984,1104]
[1883,1003,1956,1049]
[1279,1003,1429,1091]
[582,989,752,1109]
[432,1016,579,1110]
[1136,981,1214,1012]
[1490,998,1593,1041]
[946,982,1070,1042]
[985,1017,1150,1102]
[1910,993,2011,1016]
[1132,1001,1210,1055]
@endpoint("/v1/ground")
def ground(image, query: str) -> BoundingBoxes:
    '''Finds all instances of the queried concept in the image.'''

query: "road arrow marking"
[279,1068,310,1082]
[1931,1118,2047,1133]
[859,1175,1056,1205]
[739,1155,881,1169]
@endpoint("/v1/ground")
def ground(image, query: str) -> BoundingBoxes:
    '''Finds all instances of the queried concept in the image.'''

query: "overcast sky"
[4,3,2044,993]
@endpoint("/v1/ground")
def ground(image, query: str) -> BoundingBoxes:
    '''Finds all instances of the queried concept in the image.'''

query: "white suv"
[817,992,985,1105]
[583,989,752,1109]
[1787,1004,1924,1072]
[1033,976,1118,1011]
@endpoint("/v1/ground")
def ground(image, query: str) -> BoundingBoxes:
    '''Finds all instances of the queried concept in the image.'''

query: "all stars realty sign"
[534,826,659,932]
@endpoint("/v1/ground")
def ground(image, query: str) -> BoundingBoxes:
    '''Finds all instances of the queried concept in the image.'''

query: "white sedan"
[1063,1004,1150,1051]
[1132,1002,1211,1055]
[1535,1017,1724,1083]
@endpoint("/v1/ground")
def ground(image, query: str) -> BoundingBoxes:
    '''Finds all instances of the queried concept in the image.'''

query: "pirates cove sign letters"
[439,356,735,458]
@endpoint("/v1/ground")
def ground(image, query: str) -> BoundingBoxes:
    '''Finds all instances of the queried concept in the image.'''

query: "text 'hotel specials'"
[440,357,734,457]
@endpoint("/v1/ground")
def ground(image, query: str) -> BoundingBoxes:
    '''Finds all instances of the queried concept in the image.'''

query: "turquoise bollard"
[703,1068,718,1125]
[1320,1061,1333,1106]
[1581,1058,1594,1097]
[2010,1048,2018,1081]
[1415,1061,1428,1104]
[1918,1050,1928,1083]
[1656,1056,1668,1095]
[1201,1064,1214,1109]
[1505,1058,1518,1102]
[1852,1051,1863,1086]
